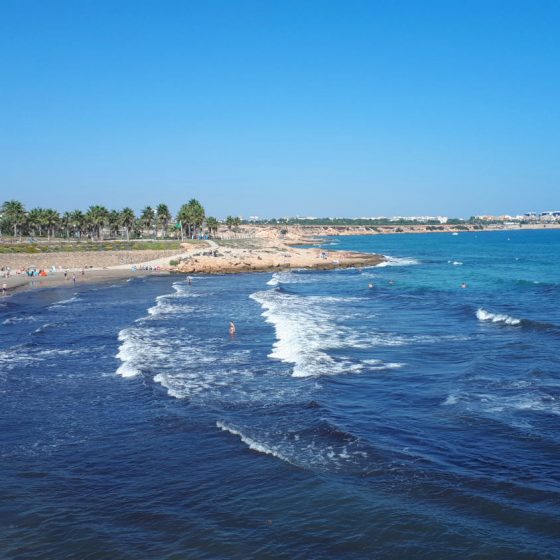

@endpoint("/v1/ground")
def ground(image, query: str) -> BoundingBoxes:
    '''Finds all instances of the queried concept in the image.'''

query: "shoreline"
[4,224,556,298]
[0,238,384,298]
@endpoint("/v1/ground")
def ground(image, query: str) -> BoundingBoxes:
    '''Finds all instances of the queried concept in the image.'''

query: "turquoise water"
[1,229,559,558]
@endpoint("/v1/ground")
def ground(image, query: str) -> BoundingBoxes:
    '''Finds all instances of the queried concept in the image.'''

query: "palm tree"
[43,208,60,240]
[1,200,26,238]
[176,203,190,241]
[61,211,72,238]
[206,216,219,237]
[27,207,44,237]
[225,216,235,230]
[140,206,155,238]
[156,203,171,239]
[68,210,85,238]
[190,199,206,238]
[179,198,205,239]
[120,207,136,241]
[108,210,121,238]
[86,205,110,240]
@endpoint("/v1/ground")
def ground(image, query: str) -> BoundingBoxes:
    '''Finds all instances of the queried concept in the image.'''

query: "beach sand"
[0,237,383,297]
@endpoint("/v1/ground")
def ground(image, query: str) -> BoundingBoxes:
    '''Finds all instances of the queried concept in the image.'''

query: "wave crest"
[476,308,521,326]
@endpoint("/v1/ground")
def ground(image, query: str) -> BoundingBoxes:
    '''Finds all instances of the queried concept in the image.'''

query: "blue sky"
[1,0,558,218]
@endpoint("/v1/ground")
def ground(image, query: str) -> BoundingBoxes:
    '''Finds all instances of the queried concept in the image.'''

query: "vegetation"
[0,241,183,254]
[0,199,214,241]
[177,199,205,240]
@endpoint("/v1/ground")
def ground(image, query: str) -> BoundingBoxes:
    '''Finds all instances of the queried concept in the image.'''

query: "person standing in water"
[229,321,236,336]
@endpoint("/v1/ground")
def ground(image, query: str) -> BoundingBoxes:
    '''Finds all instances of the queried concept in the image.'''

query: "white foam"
[476,308,521,326]
[469,392,560,416]
[115,326,162,377]
[266,271,312,286]
[48,296,80,309]
[216,421,294,464]
[362,360,404,370]
[250,289,393,378]
[0,347,41,371]
[2,316,37,325]
[251,289,363,378]
[144,284,202,317]
[442,394,459,405]
[33,322,55,334]
[376,256,419,267]
[115,327,149,377]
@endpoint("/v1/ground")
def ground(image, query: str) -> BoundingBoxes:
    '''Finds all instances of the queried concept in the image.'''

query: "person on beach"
[229,321,236,336]
[64,270,68,280]
[72,273,76,285]
[2,282,6,296]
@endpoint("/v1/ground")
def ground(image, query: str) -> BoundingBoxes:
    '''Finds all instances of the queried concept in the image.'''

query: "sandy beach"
[0,236,384,296]
[5,221,559,297]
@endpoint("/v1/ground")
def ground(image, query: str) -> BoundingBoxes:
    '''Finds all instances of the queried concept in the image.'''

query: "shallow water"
[1,230,559,559]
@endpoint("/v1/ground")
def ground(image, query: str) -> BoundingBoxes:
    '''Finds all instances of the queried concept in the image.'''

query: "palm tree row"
[0,199,225,241]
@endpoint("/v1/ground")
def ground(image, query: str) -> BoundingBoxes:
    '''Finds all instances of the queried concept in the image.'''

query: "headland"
[0,235,383,296]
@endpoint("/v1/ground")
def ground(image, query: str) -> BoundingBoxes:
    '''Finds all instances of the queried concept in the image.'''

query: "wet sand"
[1,268,174,296]
[1,237,383,297]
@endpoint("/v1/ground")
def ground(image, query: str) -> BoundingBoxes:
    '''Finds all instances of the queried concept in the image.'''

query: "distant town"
[243,211,560,226]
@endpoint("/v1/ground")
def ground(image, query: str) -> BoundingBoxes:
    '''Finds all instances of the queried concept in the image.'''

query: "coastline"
[234,221,560,243]
[0,237,384,297]
[5,223,555,297]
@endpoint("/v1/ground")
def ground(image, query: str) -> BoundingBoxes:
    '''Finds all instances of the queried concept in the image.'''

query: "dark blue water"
[1,230,559,559]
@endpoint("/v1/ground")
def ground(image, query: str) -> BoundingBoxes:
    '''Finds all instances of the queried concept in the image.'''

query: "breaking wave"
[376,256,419,267]
[476,308,521,326]
[250,287,401,377]
[216,421,294,465]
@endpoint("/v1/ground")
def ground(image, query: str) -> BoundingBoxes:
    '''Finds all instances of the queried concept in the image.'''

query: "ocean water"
[1,229,559,559]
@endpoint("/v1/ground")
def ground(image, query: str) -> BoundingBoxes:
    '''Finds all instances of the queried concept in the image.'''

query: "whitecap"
[34,323,56,334]
[216,421,294,464]
[2,316,37,325]
[376,256,419,267]
[476,308,521,326]
[48,296,80,309]
[250,289,381,378]
[442,394,459,406]
[362,360,404,370]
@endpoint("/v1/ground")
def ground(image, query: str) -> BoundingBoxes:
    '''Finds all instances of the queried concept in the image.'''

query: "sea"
[1,229,559,559]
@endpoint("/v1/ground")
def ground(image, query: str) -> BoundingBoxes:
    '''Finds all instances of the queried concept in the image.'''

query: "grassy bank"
[0,240,185,254]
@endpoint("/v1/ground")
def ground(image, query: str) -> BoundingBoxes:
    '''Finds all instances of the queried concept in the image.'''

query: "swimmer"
[461,282,467,289]
[368,283,374,289]
[229,321,236,336]
[187,276,192,285]
[389,280,394,285]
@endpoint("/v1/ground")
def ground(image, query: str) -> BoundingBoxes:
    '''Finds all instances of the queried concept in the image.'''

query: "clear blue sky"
[1,0,558,218]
